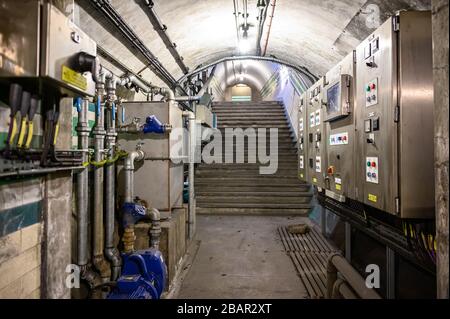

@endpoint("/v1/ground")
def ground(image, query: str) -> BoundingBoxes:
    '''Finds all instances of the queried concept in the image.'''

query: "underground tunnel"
[0,0,448,305]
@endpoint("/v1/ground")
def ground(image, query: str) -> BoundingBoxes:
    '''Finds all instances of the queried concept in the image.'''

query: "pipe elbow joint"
[105,247,122,267]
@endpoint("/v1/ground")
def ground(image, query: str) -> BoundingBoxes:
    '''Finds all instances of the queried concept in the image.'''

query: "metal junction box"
[323,52,356,201]
[0,2,96,97]
[355,11,434,218]
[306,78,327,189]
[298,92,308,182]
[117,102,185,212]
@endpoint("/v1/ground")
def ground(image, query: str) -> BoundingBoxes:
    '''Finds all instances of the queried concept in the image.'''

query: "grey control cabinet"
[355,11,434,218]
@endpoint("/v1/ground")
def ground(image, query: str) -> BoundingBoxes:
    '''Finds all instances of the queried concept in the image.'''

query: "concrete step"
[213,108,284,113]
[197,195,311,204]
[196,167,298,174]
[196,207,310,216]
[198,161,298,168]
[197,202,311,208]
[213,102,282,106]
[214,114,287,119]
[195,178,305,187]
[196,190,310,196]
[195,185,310,193]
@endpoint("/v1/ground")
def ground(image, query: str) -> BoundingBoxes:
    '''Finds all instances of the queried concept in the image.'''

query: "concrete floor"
[176,215,309,299]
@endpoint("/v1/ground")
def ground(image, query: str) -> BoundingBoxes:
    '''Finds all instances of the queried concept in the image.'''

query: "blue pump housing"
[108,249,167,299]
[142,115,167,134]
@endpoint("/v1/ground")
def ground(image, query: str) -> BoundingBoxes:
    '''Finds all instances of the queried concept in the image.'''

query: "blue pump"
[107,249,167,299]
[106,202,167,299]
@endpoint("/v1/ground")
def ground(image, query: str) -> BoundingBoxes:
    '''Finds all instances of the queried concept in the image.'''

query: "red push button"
[371,83,376,90]
[371,162,376,167]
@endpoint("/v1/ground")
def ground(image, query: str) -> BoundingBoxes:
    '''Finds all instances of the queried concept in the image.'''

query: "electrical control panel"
[323,52,357,200]
[306,78,327,188]
[355,11,434,218]
[0,3,97,97]
[298,92,308,182]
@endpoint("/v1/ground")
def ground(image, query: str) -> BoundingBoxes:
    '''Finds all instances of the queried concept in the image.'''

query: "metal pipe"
[85,0,176,87]
[177,55,317,85]
[175,68,217,102]
[183,110,196,240]
[332,278,358,299]
[148,208,161,250]
[92,75,111,281]
[76,99,102,290]
[233,0,241,44]
[327,253,381,299]
[256,0,269,56]
[137,0,189,74]
[104,76,121,281]
[124,149,145,203]
[262,0,277,56]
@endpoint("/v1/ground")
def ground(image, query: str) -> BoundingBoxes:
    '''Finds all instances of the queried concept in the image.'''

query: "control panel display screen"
[326,82,340,115]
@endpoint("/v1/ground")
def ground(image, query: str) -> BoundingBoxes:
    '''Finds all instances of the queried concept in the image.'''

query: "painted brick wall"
[0,178,44,299]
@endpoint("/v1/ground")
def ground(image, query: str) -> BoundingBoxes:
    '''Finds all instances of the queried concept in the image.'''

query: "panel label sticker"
[336,184,342,191]
[368,194,378,203]
[310,112,315,127]
[315,156,321,173]
[329,132,349,145]
[313,177,317,184]
[315,110,321,126]
[62,65,87,91]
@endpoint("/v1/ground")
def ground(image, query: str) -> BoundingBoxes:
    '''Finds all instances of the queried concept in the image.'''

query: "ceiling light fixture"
[238,38,251,54]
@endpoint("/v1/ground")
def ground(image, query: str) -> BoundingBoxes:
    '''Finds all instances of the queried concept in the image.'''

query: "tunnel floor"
[173,215,309,299]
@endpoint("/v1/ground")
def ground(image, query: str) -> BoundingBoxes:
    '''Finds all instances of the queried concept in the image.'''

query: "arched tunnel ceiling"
[69,0,431,88]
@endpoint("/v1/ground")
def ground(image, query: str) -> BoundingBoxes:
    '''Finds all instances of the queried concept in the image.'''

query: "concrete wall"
[432,0,449,300]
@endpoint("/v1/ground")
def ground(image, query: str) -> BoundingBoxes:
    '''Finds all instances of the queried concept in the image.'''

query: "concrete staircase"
[196,101,312,216]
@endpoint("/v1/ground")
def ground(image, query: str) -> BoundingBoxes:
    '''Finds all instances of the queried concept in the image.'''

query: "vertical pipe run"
[104,77,121,281]
[76,99,101,289]
[187,110,196,240]
[92,84,111,281]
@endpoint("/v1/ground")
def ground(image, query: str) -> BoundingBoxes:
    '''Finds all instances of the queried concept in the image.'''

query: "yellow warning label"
[368,194,377,203]
[62,65,87,91]
[336,184,342,191]
[300,173,304,179]
[313,178,317,183]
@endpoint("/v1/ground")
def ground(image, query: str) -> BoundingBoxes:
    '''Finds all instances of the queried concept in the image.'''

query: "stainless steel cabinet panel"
[306,78,327,189]
[355,11,434,218]
[323,52,357,201]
